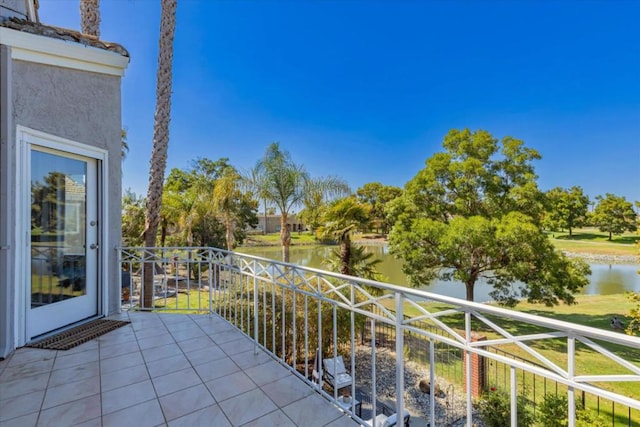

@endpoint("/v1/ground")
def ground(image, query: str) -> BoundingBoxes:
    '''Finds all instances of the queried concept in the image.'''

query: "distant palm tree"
[142,0,177,308]
[80,0,100,37]
[301,176,351,232]
[253,143,309,262]
[211,167,243,250]
[318,197,370,275]
[245,165,271,235]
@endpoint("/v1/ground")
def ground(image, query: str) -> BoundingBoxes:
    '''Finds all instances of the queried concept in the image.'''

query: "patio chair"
[367,409,411,427]
[322,355,353,391]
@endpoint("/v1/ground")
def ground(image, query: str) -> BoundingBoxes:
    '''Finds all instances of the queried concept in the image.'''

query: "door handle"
[90,243,99,250]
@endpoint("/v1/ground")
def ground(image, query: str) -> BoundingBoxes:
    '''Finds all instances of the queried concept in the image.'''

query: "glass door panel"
[29,148,98,337]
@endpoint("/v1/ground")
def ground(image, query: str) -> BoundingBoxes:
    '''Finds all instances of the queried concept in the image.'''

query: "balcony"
[1,246,639,426]
[0,312,363,427]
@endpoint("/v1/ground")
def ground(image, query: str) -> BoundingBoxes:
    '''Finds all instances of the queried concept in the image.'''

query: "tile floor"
[0,312,360,427]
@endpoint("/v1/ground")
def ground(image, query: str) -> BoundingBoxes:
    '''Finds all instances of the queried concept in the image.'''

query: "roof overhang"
[0,26,129,76]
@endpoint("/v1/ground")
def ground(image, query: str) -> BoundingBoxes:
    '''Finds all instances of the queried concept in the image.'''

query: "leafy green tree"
[161,158,256,248]
[299,176,351,232]
[388,129,590,305]
[591,193,637,240]
[356,182,403,233]
[121,190,145,246]
[317,197,370,275]
[253,143,309,262]
[543,186,590,236]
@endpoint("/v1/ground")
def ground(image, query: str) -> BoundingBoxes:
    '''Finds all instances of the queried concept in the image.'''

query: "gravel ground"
[352,345,481,426]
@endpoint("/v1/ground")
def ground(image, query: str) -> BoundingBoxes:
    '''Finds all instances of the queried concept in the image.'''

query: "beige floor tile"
[240,409,297,427]
[137,332,176,351]
[0,371,50,400]
[231,348,272,370]
[72,416,102,427]
[42,376,100,409]
[244,359,291,386]
[37,395,101,427]
[0,358,54,382]
[102,398,166,427]
[324,416,361,427]
[100,350,145,374]
[205,371,257,402]
[210,329,246,345]
[53,349,99,371]
[158,383,216,421]
[218,387,278,426]
[152,367,202,397]
[193,356,240,382]
[281,393,343,427]
[0,390,45,422]
[99,340,140,359]
[170,327,207,343]
[260,374,314,407]
[176,336,216,353]
[183,344,226,366]
[0,411,39,427]
[219,336,255,356]
[4,348,56,369]
[167,404,231,427]
[142,343,183,363]
[100,363,150,392]
[146,353,190,378]
[61,340,98,356]
[48,360,99,388]
[101,379,157,415]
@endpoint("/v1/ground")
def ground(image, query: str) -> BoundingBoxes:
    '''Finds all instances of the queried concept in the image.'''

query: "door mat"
[26,319,130,350]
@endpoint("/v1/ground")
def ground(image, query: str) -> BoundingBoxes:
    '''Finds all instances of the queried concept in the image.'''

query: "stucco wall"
[12,60,123,317]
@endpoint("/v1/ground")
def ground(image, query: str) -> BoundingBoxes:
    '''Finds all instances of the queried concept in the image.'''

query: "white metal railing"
[118,246,640,427]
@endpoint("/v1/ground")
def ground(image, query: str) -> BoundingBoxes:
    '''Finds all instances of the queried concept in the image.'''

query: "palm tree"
[300,176,351,232]
[211,167,243,250]
[142,0,177,308]
[245,165,270,235]
[80,0,100,37]
[253,143,309,262]
[317,197,370,275]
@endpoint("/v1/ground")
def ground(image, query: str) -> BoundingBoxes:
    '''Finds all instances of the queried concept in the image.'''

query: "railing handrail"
[119,245,640,348]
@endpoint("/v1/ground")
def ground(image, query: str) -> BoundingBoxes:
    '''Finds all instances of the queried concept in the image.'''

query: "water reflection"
[238,245,640,299]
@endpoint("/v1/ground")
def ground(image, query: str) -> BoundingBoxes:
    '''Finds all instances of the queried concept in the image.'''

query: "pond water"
[237,244,640,302]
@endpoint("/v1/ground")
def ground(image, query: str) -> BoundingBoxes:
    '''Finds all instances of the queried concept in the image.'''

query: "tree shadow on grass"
[555,233,640,244]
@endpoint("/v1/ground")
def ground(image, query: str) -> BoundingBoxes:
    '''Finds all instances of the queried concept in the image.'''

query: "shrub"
[537,393,608,427]
[477,387,534,427]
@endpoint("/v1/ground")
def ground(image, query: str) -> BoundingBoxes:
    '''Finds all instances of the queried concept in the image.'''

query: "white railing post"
[253,259,259,355]
[568,336,576,427]
[465,311,473,427]
[430,339,436,425]
[371,318,377,427]
[510,366,517,426]
[208,249,213,315]
[395,292,405,424]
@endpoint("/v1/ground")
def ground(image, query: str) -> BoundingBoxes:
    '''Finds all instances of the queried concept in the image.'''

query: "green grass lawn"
[244,232,319,245]
[548,227,639,257]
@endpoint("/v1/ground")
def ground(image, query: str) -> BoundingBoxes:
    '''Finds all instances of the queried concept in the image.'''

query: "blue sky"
[40,1,640,204]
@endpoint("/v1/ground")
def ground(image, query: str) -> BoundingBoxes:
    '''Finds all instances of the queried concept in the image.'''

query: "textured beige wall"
[12,60,123,316]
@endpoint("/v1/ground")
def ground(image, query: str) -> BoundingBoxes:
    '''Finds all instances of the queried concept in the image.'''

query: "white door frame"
[15,126,109,344]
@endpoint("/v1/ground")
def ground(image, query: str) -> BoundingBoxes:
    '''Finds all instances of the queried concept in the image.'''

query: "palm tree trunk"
[225,216,234,250]
[263,199,267,235]
[80,0,100,37]
[142,0,177,309]
[281,212,291,262]
[339,235,351,275]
